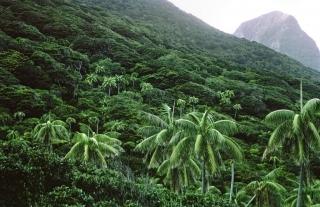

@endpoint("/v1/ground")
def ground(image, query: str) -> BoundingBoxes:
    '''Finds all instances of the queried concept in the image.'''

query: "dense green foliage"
[1,0,320,206]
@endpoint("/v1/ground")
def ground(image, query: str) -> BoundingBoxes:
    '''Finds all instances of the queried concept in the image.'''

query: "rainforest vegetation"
[1,0,320,206]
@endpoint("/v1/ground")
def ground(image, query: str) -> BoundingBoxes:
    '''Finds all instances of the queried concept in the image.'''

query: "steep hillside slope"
[235,11,320,70]
[79,0,320,77]
[1,0,320,206]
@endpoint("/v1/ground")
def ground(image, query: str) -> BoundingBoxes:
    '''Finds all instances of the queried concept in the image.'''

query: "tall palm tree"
[188,96,199,111]
[102,77,116,96]
[88,116,99,133]
[129,72,138,88]
[177,99,186,117]
[115,75,124,94]
[85,73,99,86]
[135,104,180,169]
[236,168,286,207]
[174,110,242,193]
[33,119,69,151]
[264,82,320,207]
[64,131,123,167]
[286,180,320,207]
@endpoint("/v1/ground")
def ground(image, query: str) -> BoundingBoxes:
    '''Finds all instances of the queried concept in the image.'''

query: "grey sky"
[167,0,320,48]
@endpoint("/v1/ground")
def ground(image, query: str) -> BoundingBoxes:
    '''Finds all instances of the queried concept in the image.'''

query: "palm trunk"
[229,161,235,203]
[201,159,207,194]
[172,100,176,120]
[96,122,99,134]
[108,87,111,96]
[296,163,305,207]
[171,168,179,193]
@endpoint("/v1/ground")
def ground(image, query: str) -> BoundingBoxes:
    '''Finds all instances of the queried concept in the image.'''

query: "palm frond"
[302,98,320,118]
[187,112,201,125]
[264,167,282,180]
[222,136,243,161]
[169,131,183,145]
[265,109,295,126]
[157,159,170,176]
[207,128,225,145]
[170,137,193,167]
[138,126,160,137]
[188,158,201,177]
[206,144,218,173]
[194,134,203,155]
[264,181,286,194]
[141,111,168,128]
[64,142,82,159]
[148,147,161,168]
[308,121,320,149]
[268,122,291,150]
[213,120,238,136]
[155,129,169,145]
[52,120,68,128]
[134,134,157,151]
[79,123,93,135]
[175,119,197,134]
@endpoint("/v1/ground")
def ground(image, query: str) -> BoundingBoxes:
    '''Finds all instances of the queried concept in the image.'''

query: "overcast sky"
[167,0,320,47]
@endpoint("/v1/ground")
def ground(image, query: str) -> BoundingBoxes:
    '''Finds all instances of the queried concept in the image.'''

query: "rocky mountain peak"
[234,11,320,70]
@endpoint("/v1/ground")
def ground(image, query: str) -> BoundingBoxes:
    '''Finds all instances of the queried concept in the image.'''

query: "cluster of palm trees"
[261,83,320,207]
[31,116,123,167]
[135,83,320,207]
[135,104,243,197]
[85,59,138,96]
[13,80,320,206]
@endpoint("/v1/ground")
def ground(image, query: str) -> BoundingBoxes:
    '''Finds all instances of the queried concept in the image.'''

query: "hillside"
[1,0,320,206]
[234,11,320,70]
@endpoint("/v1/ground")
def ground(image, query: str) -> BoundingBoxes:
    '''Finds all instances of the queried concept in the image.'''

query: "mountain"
[2,0,320,206]
[234,11,320,70]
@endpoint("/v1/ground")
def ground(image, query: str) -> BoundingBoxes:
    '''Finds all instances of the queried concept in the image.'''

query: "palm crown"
[173,109,242,193]
[64,131,123,167]
[135,104,180,169]
[33,119,69,150]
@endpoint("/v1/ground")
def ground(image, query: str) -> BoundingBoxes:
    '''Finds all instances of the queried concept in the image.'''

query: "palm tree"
[32,119,69,151]
[135,104,180,169]
[236,168,286,207]
[115,75,124,94]
[157,156,200,193]
[64,131,123,167]
[175,109,242,193]
[177,99,186,117]
[188,96,199,111]
[102,77,117,96]
[264,82,320,207]
[233,104,242,119]
[88,116,99,133]
[129,72,138,88]
[286,180,320,207]
[85,73,99,86]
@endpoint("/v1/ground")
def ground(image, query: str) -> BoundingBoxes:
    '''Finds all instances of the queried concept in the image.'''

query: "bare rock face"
[234,11,320,70]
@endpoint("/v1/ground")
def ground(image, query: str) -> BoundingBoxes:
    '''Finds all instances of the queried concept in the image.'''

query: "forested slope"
[1,0,320,206]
